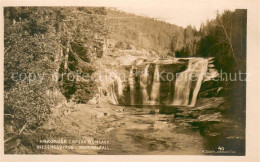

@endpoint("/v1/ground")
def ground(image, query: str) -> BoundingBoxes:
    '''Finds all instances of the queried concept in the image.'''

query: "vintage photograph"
[3,5,247,155]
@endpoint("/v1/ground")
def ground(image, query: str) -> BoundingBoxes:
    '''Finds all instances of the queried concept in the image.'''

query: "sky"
[2,0,245,30]
[115,1,238,30]
[84,0,240,30]
[118,5,219,30]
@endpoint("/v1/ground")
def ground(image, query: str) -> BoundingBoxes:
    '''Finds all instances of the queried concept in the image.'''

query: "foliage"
[56,7,107,102]
[106,8,185,55]
[197,10,246,73]
[174,25,200,57]
[176,9,247,115]
[4,7,65,153]
[4,7,107,153]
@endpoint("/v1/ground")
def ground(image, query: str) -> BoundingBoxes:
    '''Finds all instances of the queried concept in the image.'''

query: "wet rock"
[186,112,222,131]
[159,107,179,115]
[203,130,220,136]
[197,112,222,122]
[191,97,225,111]
[189,111,200,119]
[175,112,189,118]
[149,110,156,114]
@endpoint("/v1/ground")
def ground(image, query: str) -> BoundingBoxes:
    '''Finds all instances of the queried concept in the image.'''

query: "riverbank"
[38,96,244,155]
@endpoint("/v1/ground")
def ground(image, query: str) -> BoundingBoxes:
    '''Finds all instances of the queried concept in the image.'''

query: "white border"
[0,0,259,161]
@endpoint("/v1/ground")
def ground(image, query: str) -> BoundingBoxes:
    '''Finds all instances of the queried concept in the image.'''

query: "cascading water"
[172,59,208,106]
[113,58,210,107]
[106,71,124,105]
[129,67,136,105]
[140,64,150,104]
[108,84,118,105]
[150,64,160,105]
[172,62,193,106]
[189,59,208,106]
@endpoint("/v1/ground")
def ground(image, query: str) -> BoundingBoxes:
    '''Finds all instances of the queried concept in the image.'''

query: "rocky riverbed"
[40,97,245,155]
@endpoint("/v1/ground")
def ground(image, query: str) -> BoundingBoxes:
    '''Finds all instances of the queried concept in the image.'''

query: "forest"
[4,7,246,154]
[175,9,246,117]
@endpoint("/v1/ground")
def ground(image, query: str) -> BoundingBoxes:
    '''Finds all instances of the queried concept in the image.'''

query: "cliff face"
[97,57,219,107]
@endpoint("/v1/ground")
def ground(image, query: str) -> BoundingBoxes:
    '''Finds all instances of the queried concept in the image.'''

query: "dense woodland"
[106,9,186,55]
[4,7,107,153]
[176,10,246,117]
[4,7,246,153]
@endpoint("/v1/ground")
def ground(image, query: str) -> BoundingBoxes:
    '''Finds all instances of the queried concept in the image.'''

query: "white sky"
[118,5,218,30]
[113,1,238,30]
[2,0,246,30]
[87,0,240,30]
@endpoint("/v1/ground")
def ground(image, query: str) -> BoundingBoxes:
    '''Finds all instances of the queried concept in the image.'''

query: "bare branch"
[19,122,28,135]
[217,17,237,64]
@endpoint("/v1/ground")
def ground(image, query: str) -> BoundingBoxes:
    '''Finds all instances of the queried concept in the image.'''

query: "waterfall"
[129,67,135,105]
[189,59,208,106]
[110,58,210,107]
[172,59,208,106]
[105,71,124,105]
[150,64,160,105]
[172,67,192,106]
[140,64,150,104]
[108,84,119,105]
[113,71,123,97]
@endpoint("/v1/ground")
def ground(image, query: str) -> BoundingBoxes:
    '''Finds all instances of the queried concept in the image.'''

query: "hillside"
[4,7,108,153]
[105,8,186,56]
